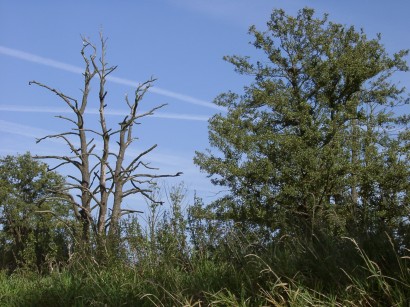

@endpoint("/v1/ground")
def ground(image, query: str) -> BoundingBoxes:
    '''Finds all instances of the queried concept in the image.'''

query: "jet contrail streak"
[0,45,225,111]
[0,119,191,167]
[0,105,209,121]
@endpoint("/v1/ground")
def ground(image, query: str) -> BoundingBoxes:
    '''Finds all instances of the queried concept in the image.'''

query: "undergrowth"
[1,234,409,306]
[1,186,409,306]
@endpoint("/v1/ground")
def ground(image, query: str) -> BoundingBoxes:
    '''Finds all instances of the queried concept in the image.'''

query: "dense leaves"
[1,8,410,306]
[195,8,410,241]
[0,153,72,272]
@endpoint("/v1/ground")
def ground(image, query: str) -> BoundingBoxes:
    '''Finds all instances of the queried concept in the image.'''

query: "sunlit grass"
[1,236,409,306]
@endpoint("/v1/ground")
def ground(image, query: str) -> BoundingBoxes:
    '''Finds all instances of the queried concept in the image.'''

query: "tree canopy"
[195,8,410,241]
[0,153,72,271]
[1,8,410,306]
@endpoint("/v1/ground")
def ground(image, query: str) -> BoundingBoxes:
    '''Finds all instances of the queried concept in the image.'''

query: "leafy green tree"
[195,8,409,241]
[0,153,72,272]
[123,184,190,268]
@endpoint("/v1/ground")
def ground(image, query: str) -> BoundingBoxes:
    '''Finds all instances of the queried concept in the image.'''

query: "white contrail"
[0,46,84,74]
[0,45,225,111]
[0,105,209,121]
[0,119,51,139]
[0,119,191,167]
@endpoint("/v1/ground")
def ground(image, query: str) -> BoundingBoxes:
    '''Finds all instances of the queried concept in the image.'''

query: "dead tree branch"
[31,33,182,249]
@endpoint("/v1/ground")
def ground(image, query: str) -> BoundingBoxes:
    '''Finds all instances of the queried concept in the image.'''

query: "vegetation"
[0,153,72,273]
[194,8,409,243]
[28,34,181,254]
[1,8,409,306]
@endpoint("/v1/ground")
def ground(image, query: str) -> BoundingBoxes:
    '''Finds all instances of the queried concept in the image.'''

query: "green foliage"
[194,7,410,243]
[1,8,410,307]
[121,184,190,269]
[1,231,410,306]
[0,153,72,272]
[0,183,409,306]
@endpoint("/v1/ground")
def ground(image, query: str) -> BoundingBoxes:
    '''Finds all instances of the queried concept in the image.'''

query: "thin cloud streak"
[0,119,190,168]
[0,105,209,121]
[0,45,224,111]
[0,46,84,74]
[0,120,49,139]
[106,75,224,111]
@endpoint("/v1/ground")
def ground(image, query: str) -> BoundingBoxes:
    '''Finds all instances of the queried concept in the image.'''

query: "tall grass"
[1,233,409,306]
[1,186,409,306]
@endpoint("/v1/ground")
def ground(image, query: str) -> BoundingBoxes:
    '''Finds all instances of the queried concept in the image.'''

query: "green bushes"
[0,153,73,274]
[1,240,409,306]
[1,186,409,306]
[1,160,409,305]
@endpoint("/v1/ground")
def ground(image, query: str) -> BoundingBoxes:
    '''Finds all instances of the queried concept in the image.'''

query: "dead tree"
[29,34,181,248]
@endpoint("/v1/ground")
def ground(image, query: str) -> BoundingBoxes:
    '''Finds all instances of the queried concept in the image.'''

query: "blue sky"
[1,0,409,208]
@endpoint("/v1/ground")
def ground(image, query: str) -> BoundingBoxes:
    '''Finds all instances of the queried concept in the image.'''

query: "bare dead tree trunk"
[91,37,113,244]
[29,33,182,253]
[29,42,97,242]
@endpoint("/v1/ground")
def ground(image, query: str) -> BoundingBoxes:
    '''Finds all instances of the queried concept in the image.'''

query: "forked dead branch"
[29,33,182,248]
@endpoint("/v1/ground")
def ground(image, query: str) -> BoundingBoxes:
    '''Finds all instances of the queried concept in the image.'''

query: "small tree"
[29,34,181,252]
[0,153,72,272]
[195,8,409,241]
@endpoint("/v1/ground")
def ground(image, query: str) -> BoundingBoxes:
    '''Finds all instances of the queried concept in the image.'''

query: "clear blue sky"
[1,1,409,207]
